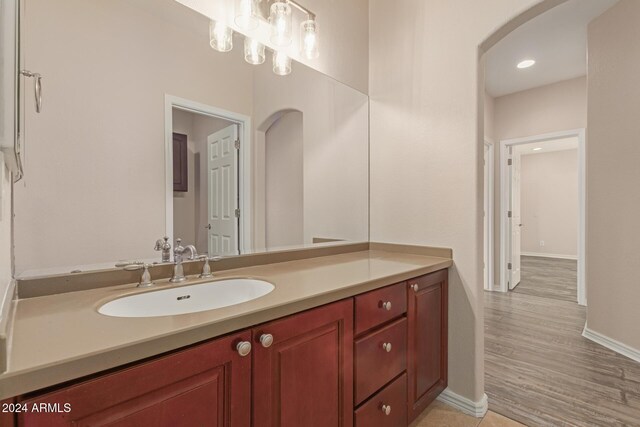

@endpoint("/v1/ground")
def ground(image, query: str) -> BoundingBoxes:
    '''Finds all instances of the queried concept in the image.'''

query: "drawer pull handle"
[381,404,391,415]
[236,341,252,357]
[381,301,392,311]
[260,334,274,348]
[411,283,419,292]
[382,342,392,352]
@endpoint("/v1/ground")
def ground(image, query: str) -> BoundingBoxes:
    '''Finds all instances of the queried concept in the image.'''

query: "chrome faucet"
[170,238,197,283]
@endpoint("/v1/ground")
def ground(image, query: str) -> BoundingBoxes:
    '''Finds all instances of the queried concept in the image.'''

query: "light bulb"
[300,19,319,59]
[269,1,292,47]
[244,38,265,65]
[273,51,291,76]
[235,0,259,30]
[209,21,233,52]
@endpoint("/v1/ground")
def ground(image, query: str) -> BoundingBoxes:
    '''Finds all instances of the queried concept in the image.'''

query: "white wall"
[265,111,304,249]
[493,76,586,140]
[520,149,578,258]
[586,0,640,352]
[369,0,551,404]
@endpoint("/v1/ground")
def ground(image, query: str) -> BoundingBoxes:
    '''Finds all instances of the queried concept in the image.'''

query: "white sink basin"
[98,279,274,318]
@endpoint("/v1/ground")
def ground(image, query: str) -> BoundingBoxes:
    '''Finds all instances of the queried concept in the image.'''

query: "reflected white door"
[207,125,239,256]
[509,148,522,289]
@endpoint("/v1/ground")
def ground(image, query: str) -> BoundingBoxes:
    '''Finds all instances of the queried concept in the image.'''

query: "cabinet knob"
[381,404,391,416]
[382,342,392,352]
[236,341,252,357]
[260,333,274,348]
[381,301,392,311]
[411,283,419,292]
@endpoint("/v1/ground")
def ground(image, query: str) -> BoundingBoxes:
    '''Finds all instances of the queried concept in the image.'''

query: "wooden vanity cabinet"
[252,299,354,427]
[8,269,448,427]
[16,331,252,427]
[406,269,449,423]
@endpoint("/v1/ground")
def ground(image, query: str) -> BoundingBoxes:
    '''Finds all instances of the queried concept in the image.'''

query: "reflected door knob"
[381,301,392,311]
[381,404,391,415]
[204,224,212,230]
[260,333,274,348]
[236,341,252,357]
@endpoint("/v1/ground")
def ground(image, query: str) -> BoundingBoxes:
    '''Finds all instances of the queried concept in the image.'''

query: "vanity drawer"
[355,373,407,427]
[354,317,407,405]
[355,282,407,335]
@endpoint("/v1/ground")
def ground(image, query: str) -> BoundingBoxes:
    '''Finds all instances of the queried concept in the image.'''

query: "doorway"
[499,129,586,305]
[164,95,252,256]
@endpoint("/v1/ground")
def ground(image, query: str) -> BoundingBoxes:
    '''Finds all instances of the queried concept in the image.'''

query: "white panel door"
[207,125,239,256]
[509,149,522,289]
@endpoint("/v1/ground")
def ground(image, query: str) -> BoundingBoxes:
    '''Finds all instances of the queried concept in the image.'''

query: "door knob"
[381,301,392,311]
[236,341,252,357]
[204,224,212,230]
[382,342,392,352]
[381,404,391,415]
[260,333,274,348]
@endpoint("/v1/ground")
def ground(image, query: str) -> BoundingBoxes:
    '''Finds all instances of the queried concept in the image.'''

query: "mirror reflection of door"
[207,125,239,256]
[172,108,240,257]
[265,111,303,250]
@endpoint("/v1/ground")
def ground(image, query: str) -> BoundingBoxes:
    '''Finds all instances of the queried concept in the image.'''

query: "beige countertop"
[0,248,451,400]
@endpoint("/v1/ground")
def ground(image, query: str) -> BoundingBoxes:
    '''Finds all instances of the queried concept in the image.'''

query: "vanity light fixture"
[532,147,542,151]
[517,59,536,69]
[245,38,266,65]
[273,50,292,76]
[209,21,233,52]
[300,18,319,59]
[269,1,293,47]
[235,0,260,30]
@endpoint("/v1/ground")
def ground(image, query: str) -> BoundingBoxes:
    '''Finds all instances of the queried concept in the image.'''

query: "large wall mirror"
[14,0,369,276]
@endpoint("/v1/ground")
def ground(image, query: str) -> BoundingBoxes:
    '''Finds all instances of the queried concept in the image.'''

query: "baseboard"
[437,388,488,418]
[521,252,577,260]
[582,325,640,364]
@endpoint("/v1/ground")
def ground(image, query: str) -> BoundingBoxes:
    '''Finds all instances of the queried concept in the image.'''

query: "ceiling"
[485,0,619,98]
[515,136,578,156]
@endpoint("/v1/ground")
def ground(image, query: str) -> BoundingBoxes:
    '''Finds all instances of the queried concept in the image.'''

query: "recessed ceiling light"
[532,147,542,151]
[517,59,536,69]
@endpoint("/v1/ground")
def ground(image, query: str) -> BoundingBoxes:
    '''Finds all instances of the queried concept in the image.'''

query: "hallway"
[485,257,640,426]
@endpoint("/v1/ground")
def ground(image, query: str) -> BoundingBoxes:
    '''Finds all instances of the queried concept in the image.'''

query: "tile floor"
[410,401,525,427]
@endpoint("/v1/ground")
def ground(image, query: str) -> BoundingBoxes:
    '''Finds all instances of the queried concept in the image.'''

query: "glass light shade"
[269,1,292,47]
[244,38,265,65]
[272,51,292,76]
[234,0,259,30]
[209,21,233,52]
[300,19,319,59]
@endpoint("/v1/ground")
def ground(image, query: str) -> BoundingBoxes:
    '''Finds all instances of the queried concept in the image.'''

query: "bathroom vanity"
[0,245,450,426]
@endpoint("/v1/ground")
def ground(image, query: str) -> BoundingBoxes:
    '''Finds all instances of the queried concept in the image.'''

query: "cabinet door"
[407,270,448,422]
[253,299,354,427]
[18,332,252,427]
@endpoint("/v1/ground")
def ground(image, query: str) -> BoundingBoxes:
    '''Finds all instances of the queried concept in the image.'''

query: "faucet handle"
[198,254,222,279]
[122,263,153,288]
